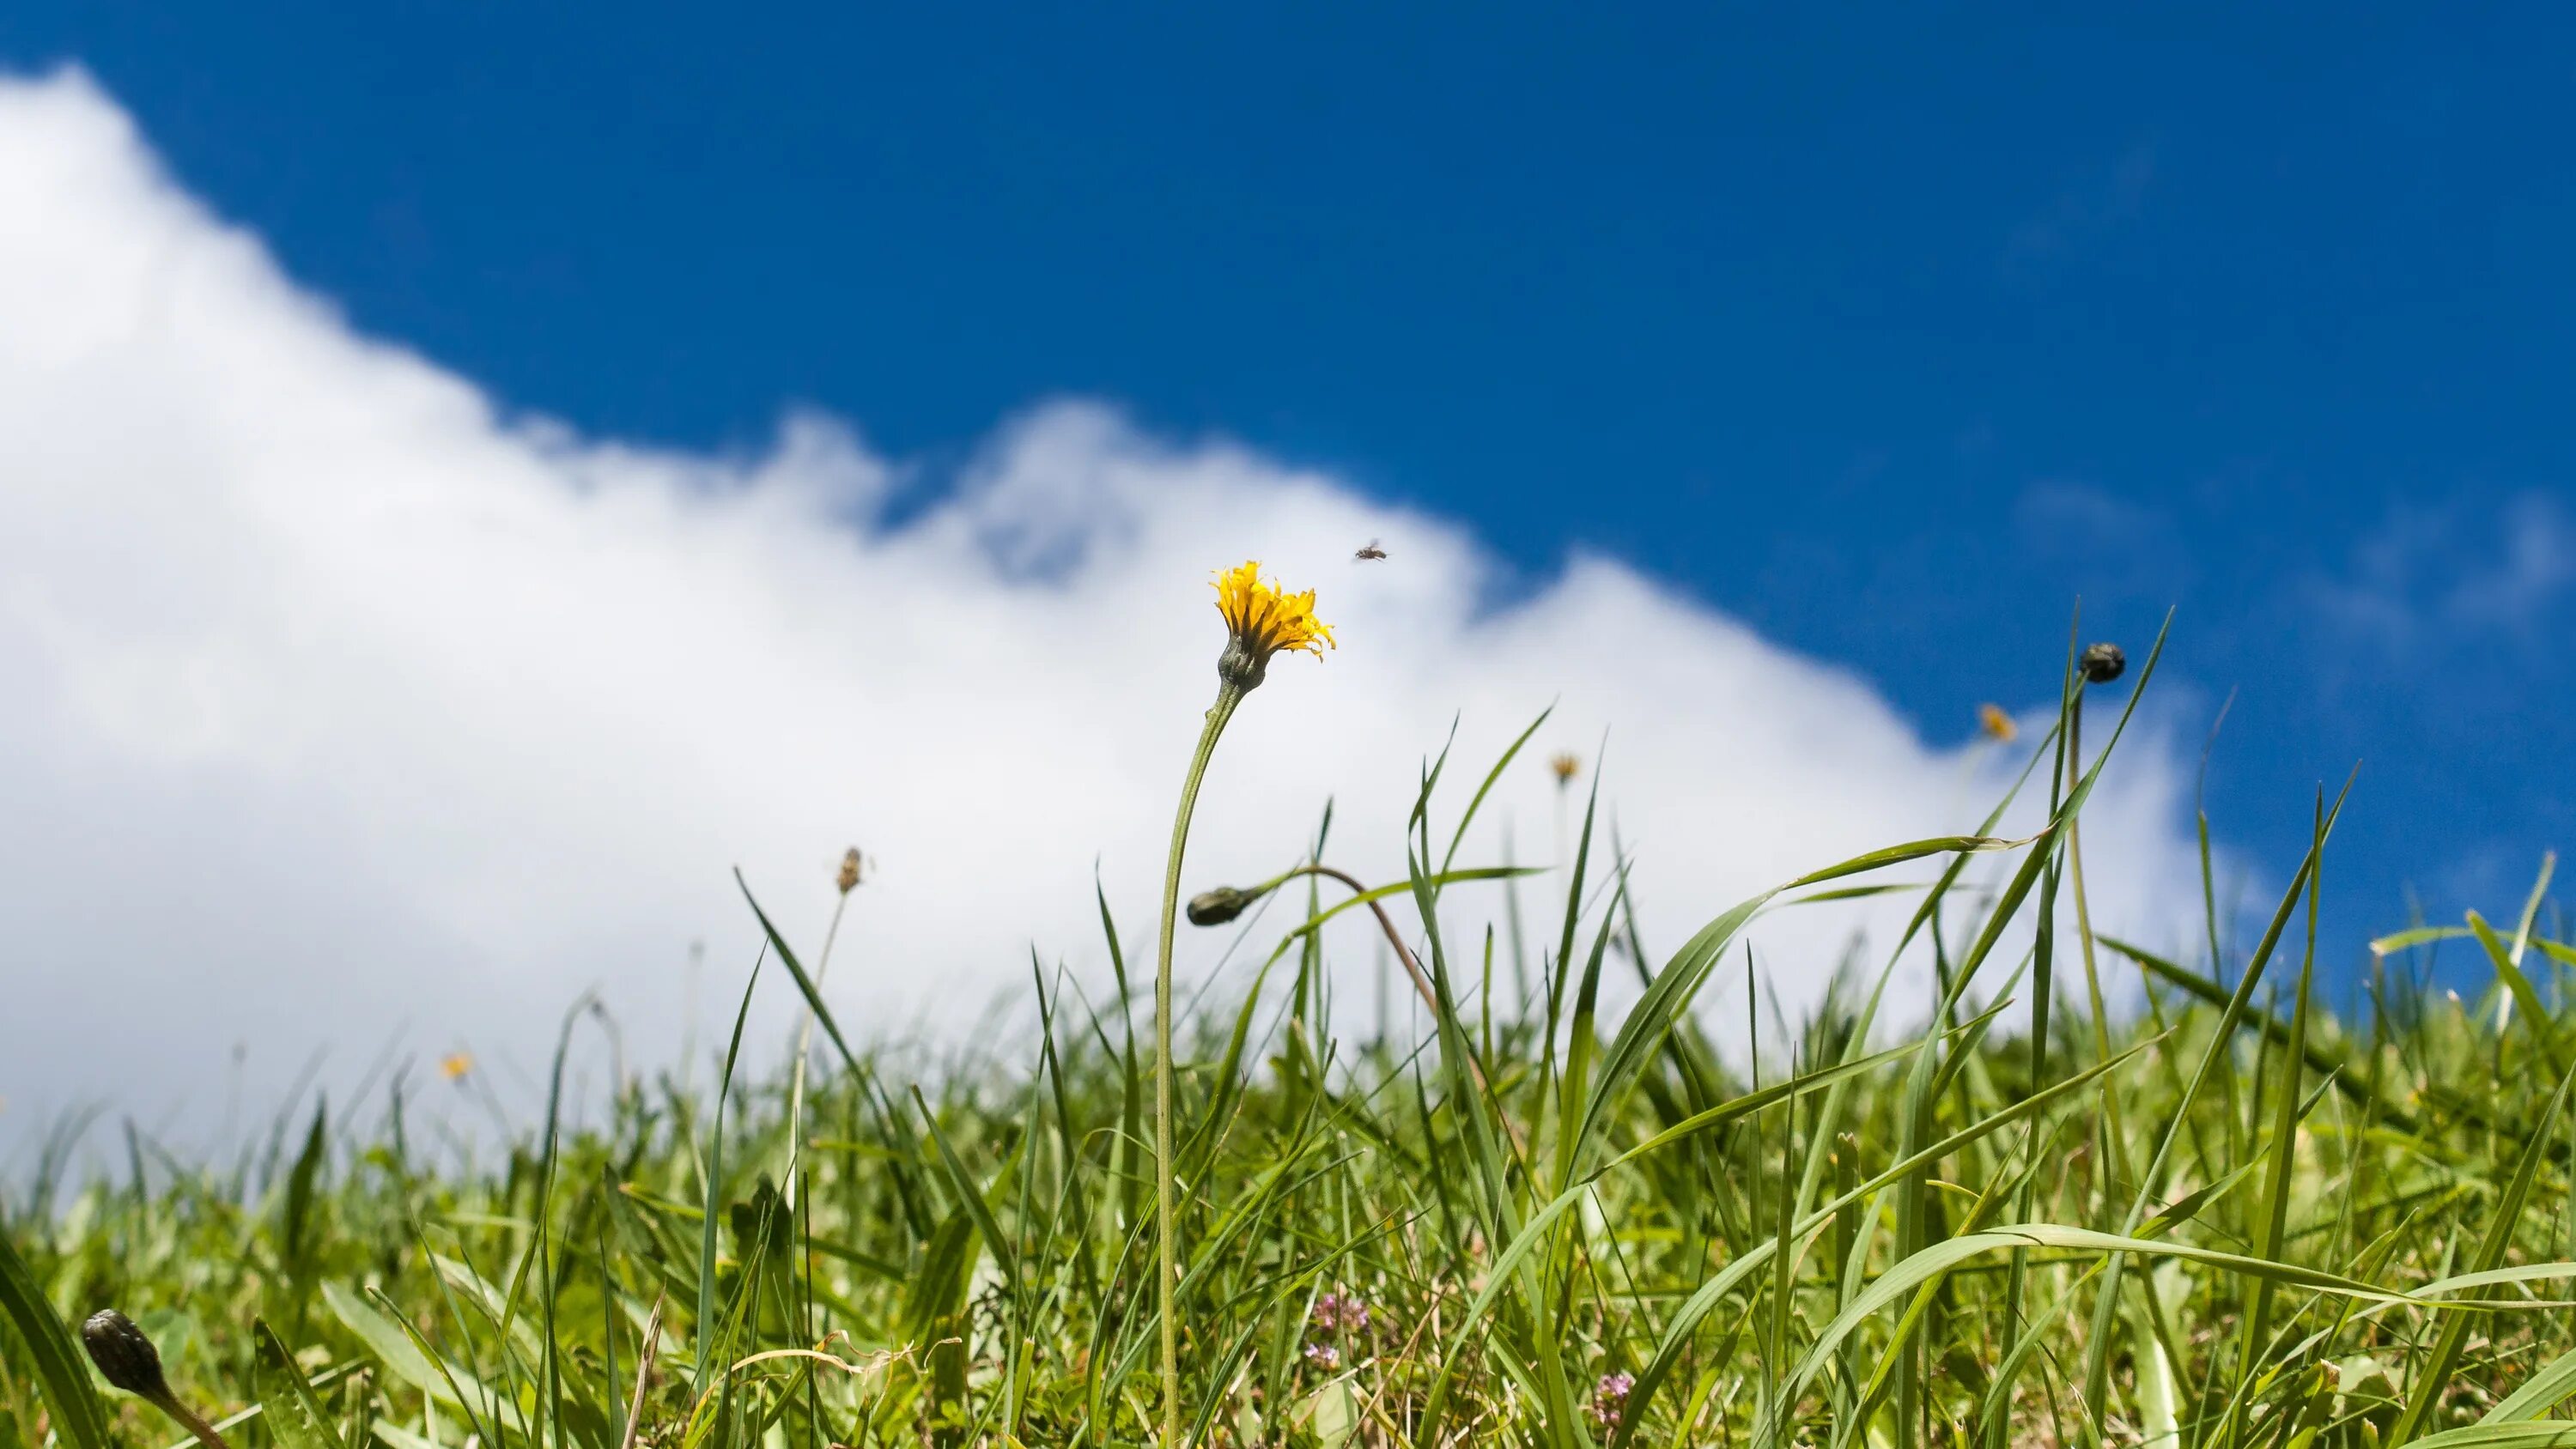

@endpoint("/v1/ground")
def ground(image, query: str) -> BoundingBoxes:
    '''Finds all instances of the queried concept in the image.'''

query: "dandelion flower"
[440,1052,474,1082]
[1550,752,1581,785]
[1152,561,1334,1447]
[1213,561,1333,690]
[1978,703,2016,743]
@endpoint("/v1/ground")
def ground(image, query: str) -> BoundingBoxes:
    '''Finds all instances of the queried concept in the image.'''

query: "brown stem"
[1284,864,1443,1023]
[1271,864,1523,1149]
[155,1396,231,1449]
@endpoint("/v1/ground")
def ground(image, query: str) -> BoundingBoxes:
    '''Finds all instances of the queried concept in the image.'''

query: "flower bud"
[1216,635,1269,694]
[1186,886,1255,927]
[82,1309,170,1400]
[2079,642,2126,685]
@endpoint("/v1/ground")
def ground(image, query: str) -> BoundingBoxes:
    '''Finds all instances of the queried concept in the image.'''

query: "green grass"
[9,640,2576,1449]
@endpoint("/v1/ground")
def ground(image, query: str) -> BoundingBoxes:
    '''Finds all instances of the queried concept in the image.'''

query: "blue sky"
[3,3,2570,997]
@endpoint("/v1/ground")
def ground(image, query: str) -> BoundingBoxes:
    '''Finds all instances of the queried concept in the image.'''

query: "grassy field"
[7,625,2576,1449]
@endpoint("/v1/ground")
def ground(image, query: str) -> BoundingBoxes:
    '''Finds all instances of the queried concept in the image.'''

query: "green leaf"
[910,1088,1018,1287]
[2391,1059,2576,1443]
[2409,1426,2576,1449]
[0,1226,112,1449]
[250,1319,345,1449]
[319,1282,507,1428]
[2486,1349,2576,1425]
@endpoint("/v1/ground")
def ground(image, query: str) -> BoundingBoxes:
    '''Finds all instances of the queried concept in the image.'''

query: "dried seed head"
[1187,886,1255,927]
[2079,642,2127,685]
[82,1309,170,1400]
[836,848,864,895]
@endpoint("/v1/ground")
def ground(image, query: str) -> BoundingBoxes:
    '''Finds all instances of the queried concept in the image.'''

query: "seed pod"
[82,1309,170,1400]
[835,848,864,895]
[2079,642,2126,685]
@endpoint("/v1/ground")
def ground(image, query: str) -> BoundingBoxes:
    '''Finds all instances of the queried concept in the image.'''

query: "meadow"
[7,609,2576,1449]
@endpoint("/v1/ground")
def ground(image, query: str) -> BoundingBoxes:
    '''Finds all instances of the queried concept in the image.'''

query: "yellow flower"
[1978,703,2017,743]
[1212,560,1333,690]
[440,1052,474,1082]
[1550,752,1581,785]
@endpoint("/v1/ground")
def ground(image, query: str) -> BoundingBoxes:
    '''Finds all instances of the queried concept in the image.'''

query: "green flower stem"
[1154,679,1244,1449]
[782,885,856,1209]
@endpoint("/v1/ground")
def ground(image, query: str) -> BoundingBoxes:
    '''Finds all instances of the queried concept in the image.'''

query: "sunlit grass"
[7,623,2576,1449]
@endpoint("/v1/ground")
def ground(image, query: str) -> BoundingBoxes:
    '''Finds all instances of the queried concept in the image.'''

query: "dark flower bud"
[1187,886,1255,927]
[82,1309,170,1400]
[2078,642,2126,685]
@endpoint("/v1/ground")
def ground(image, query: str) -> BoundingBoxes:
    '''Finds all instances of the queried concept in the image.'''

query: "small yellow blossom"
[440,1052,474,1082]
[1550,753,1581,785]
[1978,704,2017,743]
[1212,561,1334,689]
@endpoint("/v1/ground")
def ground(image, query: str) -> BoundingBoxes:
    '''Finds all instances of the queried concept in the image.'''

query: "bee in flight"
[1353,538,1388,561]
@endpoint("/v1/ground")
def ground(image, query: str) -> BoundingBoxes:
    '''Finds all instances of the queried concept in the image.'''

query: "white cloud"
[0,69,2219,1153]
[2305,493,2575,652]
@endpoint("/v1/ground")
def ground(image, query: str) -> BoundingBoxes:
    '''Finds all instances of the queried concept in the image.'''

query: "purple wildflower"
[1311,1288,1371,1335]
[1589,1372,1636,1428]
